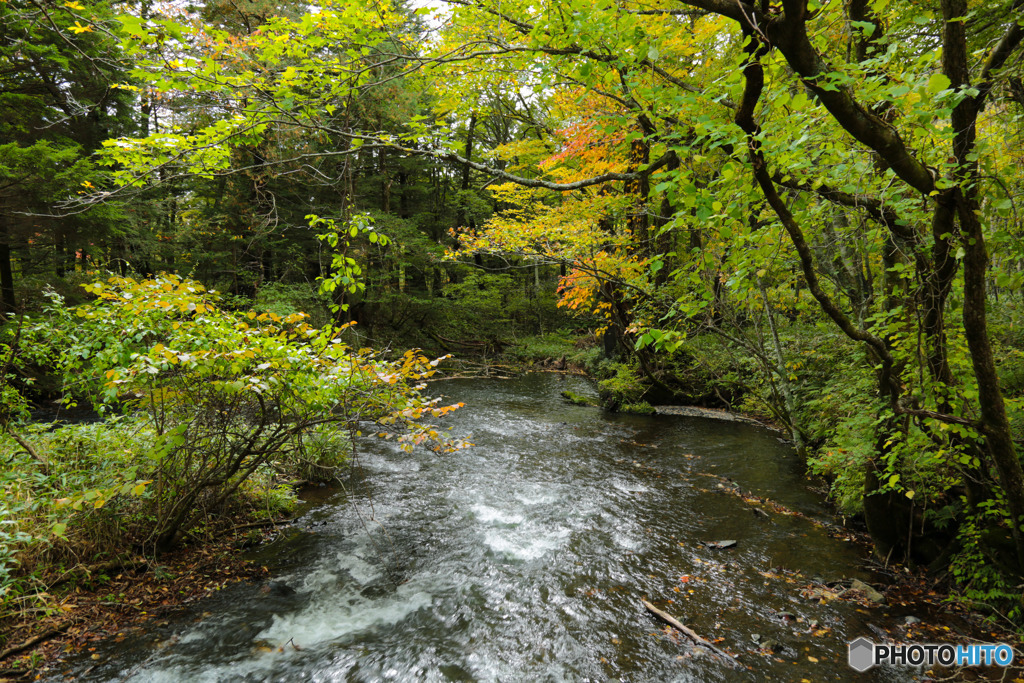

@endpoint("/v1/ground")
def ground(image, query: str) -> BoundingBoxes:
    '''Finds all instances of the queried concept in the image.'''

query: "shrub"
[7,275,468,557]
[597,362,647,409]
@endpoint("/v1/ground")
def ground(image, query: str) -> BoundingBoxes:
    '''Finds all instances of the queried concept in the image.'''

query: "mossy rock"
[561,390,600,407]
[619,402,656,415]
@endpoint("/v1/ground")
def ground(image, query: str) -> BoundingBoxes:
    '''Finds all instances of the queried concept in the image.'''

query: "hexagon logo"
[848,637,876,672]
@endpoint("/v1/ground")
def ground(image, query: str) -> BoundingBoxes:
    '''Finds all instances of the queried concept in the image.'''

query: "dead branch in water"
[642,599,741,668]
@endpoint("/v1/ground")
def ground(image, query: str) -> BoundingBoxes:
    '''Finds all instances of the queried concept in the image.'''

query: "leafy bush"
[597,362,648,409]
[2,275,468,566]
[0,417,156,619]
[253,281,333,329]
[570,344,604,375]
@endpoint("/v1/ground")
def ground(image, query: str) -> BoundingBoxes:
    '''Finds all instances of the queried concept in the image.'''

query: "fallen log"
[47,557,149,591]
[0,619,76,661]
[642,599,741,668]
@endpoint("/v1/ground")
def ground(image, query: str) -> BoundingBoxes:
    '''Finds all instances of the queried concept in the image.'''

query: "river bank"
[0,521,274,680]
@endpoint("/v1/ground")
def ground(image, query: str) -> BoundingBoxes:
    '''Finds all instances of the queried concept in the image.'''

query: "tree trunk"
[942,0,1024,572]
[0,213,15,312]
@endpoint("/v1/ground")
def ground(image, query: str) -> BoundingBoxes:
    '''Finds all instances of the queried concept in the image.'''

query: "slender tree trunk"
[942,0,1024,571]
[460,113,478,231]
[0,212,15,312]
[758,278,804,454]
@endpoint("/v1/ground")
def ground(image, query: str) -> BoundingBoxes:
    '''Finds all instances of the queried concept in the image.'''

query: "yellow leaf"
[69,21,92,33]
[64,0,85,7]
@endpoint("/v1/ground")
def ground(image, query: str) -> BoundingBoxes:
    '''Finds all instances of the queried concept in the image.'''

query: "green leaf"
[926,73,951,94]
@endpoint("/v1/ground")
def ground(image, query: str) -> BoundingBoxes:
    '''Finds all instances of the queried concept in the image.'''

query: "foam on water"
[611,477,649,494]
[515,489,560,506]
[358,451,421,473]
[257,583,435,648]
[483,525,570,561]
[470,503,524,526]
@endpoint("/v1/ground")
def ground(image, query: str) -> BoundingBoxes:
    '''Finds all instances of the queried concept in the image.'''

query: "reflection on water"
[59,374,922,682]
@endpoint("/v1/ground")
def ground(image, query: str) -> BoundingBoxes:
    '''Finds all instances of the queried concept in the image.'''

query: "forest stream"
[54,374,938,681]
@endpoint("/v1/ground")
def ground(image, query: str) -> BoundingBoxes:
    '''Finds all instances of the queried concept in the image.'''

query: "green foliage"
[291,424,351,483]
[667,333,759,408]
[440,271,514,337]
[236,465,299,518]
[2,274,467,570]
[0,0,134,307]
[314,213,391,313]
[7,0,1024,627]
[807,414,875,515]
[951,512,1023,623]
[506,332,578,363]
[597,362,647,410]
[619,401,655,415]
[0,417,155,618]
[570,344,604,375]
[253,282,333,329]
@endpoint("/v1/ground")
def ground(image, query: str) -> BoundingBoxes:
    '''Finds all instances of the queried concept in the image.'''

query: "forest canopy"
[4,0,1024,624]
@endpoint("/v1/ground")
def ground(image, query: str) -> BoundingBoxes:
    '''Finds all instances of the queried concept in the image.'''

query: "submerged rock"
[850,578,886,604]
[260,581,297,598]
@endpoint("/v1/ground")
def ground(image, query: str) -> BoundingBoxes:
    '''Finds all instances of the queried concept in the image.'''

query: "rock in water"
[260,581,296,597]
[703,540,737,550]
[850,578,885,604]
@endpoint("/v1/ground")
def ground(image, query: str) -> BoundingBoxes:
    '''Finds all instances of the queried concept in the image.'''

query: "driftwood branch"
[434,334,488,347]
[229,517,292,533]
[3,427,49,474]
[642,599,741,668]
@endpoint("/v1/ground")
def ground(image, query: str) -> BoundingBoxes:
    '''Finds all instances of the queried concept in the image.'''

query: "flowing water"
[61,374,925,681]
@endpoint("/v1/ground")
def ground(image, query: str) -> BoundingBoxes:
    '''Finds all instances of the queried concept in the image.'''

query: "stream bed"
[57,373,927,681]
